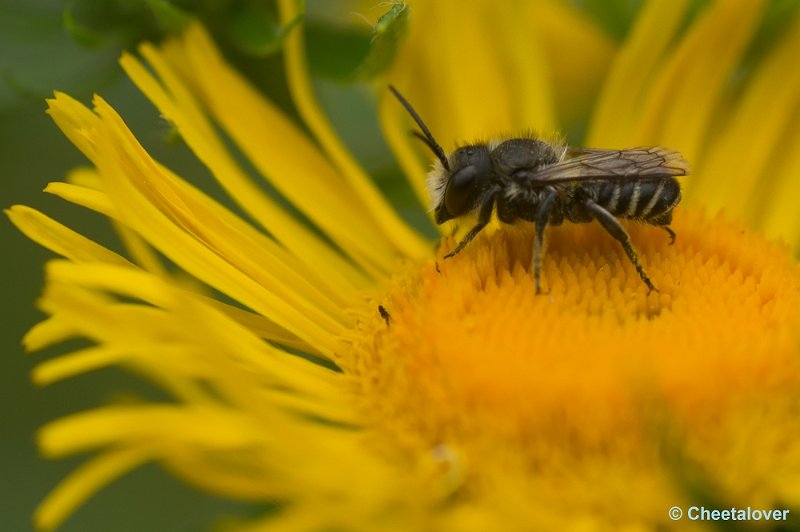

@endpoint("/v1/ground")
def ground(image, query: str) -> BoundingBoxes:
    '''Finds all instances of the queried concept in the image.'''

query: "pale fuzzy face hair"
[425,157,449,212]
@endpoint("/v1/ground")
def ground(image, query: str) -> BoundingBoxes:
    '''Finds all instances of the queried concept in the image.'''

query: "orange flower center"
[341,208,800,513]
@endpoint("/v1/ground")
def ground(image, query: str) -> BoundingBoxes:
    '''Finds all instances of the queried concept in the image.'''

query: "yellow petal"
[587,0,693,147]
[22,317,76,352]
[388,1,554,141]
[32,345,129,386]
[690,12,800,222]
[111,219,170,276]
[534,1,615,127]
[44,92,101,161]
[631,0,766,162]
[199,296,319,354]
[41,260,344,395]
[35,446,154,532]
[759,119,800,247]
[38,405,269,458]
[64,166,103,189]
[5,205,131,266]
[277,2,429,260]
[62,168,169,276]
[79,94,351,354]
[121,41,380,285]
[44,182,114,218]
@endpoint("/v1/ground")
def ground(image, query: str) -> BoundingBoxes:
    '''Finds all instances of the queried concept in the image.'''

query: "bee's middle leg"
[583,199,657,292]
[533,189,558,294]
[444,189,499,259]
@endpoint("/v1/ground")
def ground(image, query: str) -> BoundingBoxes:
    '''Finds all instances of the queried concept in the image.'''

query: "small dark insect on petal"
[378,305,391,326]
[435,261,441,274]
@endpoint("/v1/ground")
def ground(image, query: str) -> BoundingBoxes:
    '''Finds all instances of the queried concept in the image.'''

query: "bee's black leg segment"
[583,199,658,292]
[662,226,676,245]
[533,189,558,294]
[444,188,498,259]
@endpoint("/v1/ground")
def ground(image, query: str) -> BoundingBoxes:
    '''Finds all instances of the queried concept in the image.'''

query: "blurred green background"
[0,0,668,530]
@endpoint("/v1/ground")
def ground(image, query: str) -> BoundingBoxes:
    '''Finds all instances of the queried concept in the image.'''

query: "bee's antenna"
[388,85,450,171]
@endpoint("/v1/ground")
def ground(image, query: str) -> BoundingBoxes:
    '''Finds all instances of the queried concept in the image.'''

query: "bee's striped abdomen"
[594,177,680,222]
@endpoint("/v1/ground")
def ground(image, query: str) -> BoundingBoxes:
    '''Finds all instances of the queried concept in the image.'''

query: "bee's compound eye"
[444,165,479,216]
[437,144,492,223]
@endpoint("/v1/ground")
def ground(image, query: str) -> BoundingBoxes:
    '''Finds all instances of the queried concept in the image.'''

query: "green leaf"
[578,0,645,41]
[63,4,103,48]
[228,2,303,57]
[305,1,410,82]
[146,0,191,33]
[306,24,371,80]
[355,1,409,79]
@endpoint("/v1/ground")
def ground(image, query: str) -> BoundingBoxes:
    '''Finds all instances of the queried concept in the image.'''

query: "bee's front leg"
[443,188,499,259]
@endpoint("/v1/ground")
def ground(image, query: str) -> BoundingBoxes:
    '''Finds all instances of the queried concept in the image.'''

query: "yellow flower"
[8,1,800,530]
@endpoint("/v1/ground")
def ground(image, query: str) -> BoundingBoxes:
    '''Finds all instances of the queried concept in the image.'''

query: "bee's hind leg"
[443,188,499,259]
[533,189,558,294]
[583,199,658,293]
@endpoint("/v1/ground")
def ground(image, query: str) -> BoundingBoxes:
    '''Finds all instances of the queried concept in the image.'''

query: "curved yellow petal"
[759,120,800,247]
[46,177,349,324]
[22,317,77,352]
[58,168,170,277]
[690,11,800,222]
[278,0,429,260]
[112,220,170,277]
[120,46,374,289]
[42,260,344,398]
[35,446,155,532]
[49,92,354,355]
[388,1,554,143]
[631,0,765,162]
[64,166,103,189]
[38,406,266,458]
[199,296,319,354]
[587,0,692,147]
[5,205,132,267]
[534,1,615,128]
[32,345,129,386]
[44,182,114,218]
[44,92,101,161]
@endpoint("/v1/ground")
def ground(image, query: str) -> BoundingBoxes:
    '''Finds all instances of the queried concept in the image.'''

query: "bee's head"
[429,145,493,223]
[388,86,497,225]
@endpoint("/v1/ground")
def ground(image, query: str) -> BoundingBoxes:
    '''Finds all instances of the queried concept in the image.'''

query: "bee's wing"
[527,146,689,184]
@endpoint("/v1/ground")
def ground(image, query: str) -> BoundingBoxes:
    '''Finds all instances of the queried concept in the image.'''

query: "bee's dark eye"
[445,165,479,216]
[435,145,492,223]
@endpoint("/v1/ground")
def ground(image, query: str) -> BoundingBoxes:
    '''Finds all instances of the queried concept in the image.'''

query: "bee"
[389,86,688,293]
